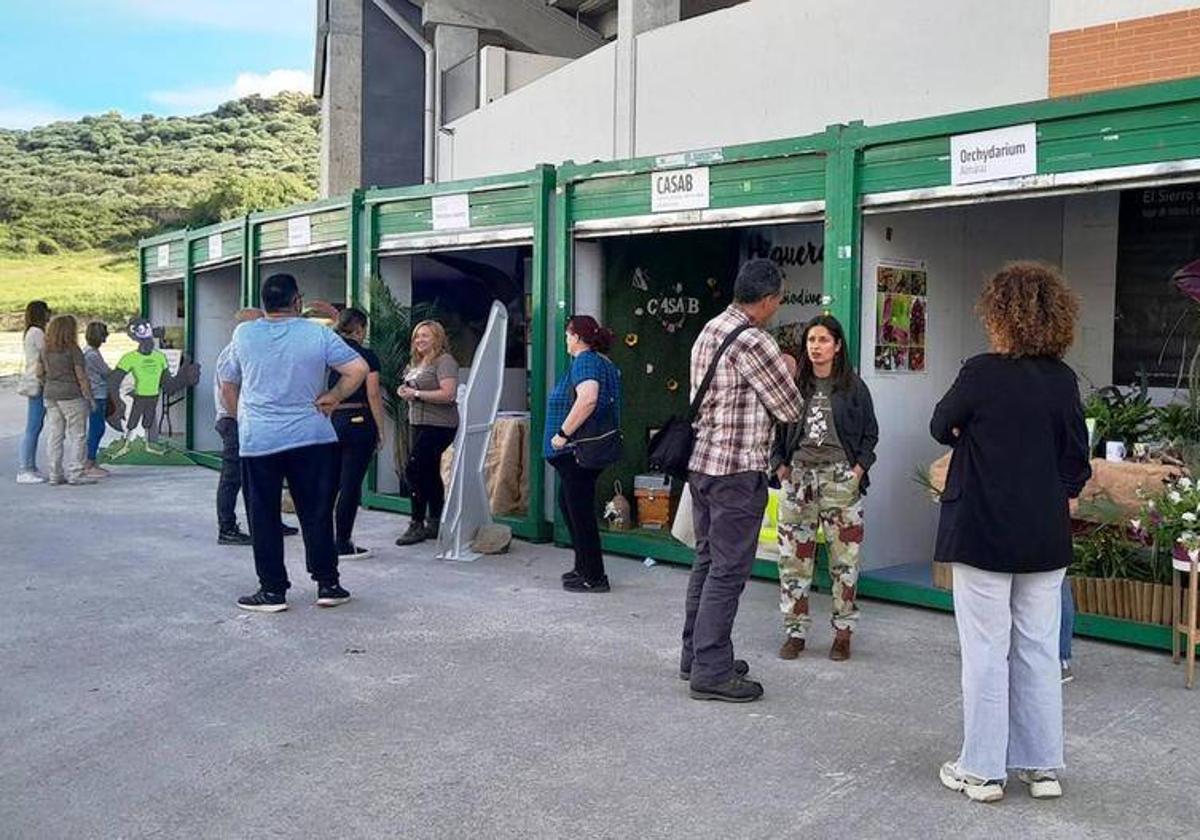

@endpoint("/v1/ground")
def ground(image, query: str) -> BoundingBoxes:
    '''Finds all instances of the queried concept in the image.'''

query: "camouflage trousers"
[776,461,864,639]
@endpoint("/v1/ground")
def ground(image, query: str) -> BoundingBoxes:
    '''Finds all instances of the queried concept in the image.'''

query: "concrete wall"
[436,43,616,181]
[1050,0,1199,30]
[192,266,241,453]
[437,0,1050,178]
[859,193,1117,572]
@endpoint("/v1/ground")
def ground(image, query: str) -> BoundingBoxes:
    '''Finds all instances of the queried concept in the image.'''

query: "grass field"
[0,250,139,329]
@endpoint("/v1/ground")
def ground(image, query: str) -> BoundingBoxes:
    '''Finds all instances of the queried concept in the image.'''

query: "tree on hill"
[0,92,320,255]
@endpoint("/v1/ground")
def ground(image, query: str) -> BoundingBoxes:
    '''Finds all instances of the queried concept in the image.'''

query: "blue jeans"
[1060,577,1075,663]
[87,398,107,461]
[20,395,46,471]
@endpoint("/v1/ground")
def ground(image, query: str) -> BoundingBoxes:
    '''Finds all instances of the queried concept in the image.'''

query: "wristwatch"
[558,427,570,439]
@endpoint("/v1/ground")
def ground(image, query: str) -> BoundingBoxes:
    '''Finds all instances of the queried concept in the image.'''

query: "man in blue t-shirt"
[218,273,368,613]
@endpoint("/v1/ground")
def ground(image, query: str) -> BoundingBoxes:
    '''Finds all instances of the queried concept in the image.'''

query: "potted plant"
[1084,381,1156,458]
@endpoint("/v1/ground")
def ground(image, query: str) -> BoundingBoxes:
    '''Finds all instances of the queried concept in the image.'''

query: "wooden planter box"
[1069,575,1174,626]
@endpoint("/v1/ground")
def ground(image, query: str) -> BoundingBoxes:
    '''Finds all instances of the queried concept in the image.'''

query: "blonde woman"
[395,320,458,546]
[40,315,96,486]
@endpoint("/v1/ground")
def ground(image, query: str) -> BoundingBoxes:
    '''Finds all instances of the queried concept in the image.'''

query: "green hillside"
[0,92,320,324]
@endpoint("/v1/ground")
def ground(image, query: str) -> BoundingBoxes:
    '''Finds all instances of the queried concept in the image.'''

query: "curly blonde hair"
[976,262,1078,359]
[409,319,449,366]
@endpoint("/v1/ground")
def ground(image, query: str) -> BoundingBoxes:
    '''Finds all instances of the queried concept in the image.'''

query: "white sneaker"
[1017,769,1063,799]
[338,545,372,561]
[940,761,1005,803]
[1061,661,1074,683]
[16,471,46,485]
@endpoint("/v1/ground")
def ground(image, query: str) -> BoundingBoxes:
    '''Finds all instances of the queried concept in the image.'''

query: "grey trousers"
[127,395,159,443]
[680,470,768,685]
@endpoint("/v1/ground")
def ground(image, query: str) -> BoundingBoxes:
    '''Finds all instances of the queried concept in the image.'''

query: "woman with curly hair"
[932,262,1091,804]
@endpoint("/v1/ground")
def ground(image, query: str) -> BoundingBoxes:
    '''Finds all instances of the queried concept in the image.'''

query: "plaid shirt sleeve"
[736,331,802,424]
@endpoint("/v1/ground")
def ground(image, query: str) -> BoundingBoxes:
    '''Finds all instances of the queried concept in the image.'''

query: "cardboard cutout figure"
[108,318,199,456]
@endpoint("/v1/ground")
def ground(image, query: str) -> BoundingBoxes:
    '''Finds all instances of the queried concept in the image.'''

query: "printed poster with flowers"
[874,261,928,373]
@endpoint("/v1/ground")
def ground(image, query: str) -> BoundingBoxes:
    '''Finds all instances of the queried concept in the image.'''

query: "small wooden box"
[635,488,672,530]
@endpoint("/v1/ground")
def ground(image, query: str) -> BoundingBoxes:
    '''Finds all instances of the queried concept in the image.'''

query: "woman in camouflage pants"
[771,315,878,662]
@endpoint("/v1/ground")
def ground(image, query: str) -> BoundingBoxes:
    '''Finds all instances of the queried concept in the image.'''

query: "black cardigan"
[930,354,1091,574]
[771,374,880,492]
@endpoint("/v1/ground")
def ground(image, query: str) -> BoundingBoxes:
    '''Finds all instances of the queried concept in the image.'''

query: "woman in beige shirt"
[395,320,459,546]
[39,314,96,486]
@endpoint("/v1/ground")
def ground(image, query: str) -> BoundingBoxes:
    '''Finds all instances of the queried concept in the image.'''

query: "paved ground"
[2,384,1198,839]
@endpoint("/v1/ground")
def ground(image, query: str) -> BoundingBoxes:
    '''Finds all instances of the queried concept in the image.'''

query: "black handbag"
[647,324,751,479]
[570,362,624,470]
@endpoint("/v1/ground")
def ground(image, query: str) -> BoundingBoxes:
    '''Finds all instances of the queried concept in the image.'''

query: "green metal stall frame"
[826,76,1200,652]
[183,218,247,468]
[245,193,359,309]
[355,165,556,543]
[552,132,832,579]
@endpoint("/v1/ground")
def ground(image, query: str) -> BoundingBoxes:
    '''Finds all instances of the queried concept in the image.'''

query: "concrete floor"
[2,384,1198,839]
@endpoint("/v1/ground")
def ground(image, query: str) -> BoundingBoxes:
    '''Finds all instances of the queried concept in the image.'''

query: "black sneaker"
[316,584,351,607]
[236,589,287,613]
[689,675,764,703]
[337,544,372,561]
[423,523,440,540]
[679,659,749,682]
[218,528,253,546]
[394,521,427,546]
[561,570,583,583]
[281,523,299,537]
[562,576,610,593]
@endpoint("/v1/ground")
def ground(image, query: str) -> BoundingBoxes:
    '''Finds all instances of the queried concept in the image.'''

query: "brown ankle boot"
[778,636,806,660]
[829,629,852,661]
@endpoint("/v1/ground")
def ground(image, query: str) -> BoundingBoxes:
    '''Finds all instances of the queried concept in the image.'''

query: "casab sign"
[651,167,710,213]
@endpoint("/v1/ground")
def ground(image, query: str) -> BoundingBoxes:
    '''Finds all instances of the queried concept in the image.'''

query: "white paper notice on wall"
[432,194,471,231]
[651,167,710,213]
[156,244,170,269]
[950,123,1037,186]
[287,215,312,248]
[207,233,223,261]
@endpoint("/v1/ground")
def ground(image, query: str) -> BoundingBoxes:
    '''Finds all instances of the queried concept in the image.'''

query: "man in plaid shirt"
[681,258,801,703]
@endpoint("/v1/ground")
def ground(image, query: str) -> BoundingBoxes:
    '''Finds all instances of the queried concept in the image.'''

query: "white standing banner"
[432,194,471,231]
[650,167,710,213]
[437,300,508,561]
[207,233,223,261]
[950,123,1037,186]
[287,215,312,248]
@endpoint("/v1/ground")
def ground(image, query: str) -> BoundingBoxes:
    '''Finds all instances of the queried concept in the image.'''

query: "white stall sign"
[156,244,170,269]
[950,123,1037,186]
[207,233,223,261]
[651,167,710,213]
[287,215,312,248]
[432,194,471,231]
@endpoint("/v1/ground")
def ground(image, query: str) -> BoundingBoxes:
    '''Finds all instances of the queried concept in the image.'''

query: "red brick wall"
[1050,9,1200,97]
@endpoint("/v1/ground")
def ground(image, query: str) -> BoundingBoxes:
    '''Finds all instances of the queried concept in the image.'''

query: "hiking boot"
[679,659,749,682]
[48,474,66,486]
[562,576,610,593]
[830,628,852,661]
[281,523,299,537]
[316,584,351,607]
[394,521,427,546]
[424,522,440,540]
[779,636,806,660]
[84,466,109,479]
[236,589,288,613]
[338,544,372,560]
[1016,769,1063,799]
[689,675,764,703]
[218,527,253,546]
[16,470,46,485]
[939,761,1005,803]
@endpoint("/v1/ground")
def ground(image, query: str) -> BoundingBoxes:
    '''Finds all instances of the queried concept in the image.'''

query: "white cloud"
[149,69,311,114]
[0,89,81,130]
[113,0,313,36]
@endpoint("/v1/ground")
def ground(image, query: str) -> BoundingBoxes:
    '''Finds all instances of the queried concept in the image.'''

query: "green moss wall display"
[597,229,741,523]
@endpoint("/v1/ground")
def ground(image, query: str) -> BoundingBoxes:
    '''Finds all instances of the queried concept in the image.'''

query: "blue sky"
[0,0,316,129]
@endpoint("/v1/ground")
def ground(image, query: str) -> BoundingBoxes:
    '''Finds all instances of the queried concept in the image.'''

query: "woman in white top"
[17,300,50,484]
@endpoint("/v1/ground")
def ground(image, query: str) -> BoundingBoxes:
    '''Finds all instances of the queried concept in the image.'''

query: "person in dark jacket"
[770,314,878,662]
[932,262,1091,804]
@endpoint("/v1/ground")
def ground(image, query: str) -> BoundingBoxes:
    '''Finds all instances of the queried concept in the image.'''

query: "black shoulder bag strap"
[686,323,752,422]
